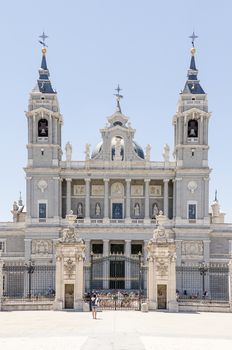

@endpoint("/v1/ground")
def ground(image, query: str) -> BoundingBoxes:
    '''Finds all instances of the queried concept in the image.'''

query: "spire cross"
[114,84,123,112]
[39,31,48,47]
[189,31,198,47]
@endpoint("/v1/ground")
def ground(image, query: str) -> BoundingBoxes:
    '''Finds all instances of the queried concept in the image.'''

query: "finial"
[39,31,48,54]
[189,31,198,55]
[114,84,123,112]
[215,189,218,202]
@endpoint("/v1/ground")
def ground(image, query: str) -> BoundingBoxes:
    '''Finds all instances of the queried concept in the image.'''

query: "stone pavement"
[0,310,232,349]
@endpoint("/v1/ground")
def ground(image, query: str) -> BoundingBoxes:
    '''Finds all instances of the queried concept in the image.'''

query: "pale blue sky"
[0,0,232,222]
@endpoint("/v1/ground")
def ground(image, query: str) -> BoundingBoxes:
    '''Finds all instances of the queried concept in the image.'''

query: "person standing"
[91,294,99,319]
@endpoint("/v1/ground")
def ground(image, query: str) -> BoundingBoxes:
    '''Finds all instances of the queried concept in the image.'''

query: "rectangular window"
[188,204,196,220]
[92,244,103,254]
[0,241,5,252]
[39,203,47,219]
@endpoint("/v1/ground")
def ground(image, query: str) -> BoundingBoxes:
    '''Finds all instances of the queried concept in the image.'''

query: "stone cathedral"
[0,35,232,312]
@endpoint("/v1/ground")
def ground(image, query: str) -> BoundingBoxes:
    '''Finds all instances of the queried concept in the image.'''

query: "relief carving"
[73,185,85,196]
[32,240,52,255]
[92,185,104,196]
[150,185,162,197]
[111,182,124,196]
[131,185,143,196]
[181,240,203,256]
[64,258,75,279]
[155,257,168,275]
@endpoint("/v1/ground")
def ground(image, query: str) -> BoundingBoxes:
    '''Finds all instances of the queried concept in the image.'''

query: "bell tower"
[173,33,211,224]
[25,33,63,223]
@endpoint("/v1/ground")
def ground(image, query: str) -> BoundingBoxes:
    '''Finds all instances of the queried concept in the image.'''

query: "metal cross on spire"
[114,84,123,112]
[39,31,48,47]
[189,31,198,47]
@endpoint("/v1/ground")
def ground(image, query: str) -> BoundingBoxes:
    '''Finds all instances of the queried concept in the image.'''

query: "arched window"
[38,119,48,137]
[188,120,198,138]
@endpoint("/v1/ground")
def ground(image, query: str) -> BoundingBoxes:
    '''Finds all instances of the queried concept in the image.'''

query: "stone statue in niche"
[85,144,91,161]
[65,141,72,162]
[145,144,151,161]
[152,203,159,218]
[95,203,101,216]
[77,203,83,217]
[162,143,170,162]
[114,137,122,161]
[134,203,140,217]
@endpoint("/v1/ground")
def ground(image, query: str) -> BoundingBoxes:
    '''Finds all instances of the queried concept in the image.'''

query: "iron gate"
[84,254,147,310]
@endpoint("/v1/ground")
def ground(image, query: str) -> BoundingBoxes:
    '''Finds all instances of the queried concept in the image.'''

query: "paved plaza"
[0,310,232,349]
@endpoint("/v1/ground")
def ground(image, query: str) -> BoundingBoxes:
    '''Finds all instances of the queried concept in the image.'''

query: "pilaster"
[125,179,131,223]
[103,178,109,223]
[163,179,169,217]
[144,179,150,223]
[66,178,72,215]
[84,178,91,223]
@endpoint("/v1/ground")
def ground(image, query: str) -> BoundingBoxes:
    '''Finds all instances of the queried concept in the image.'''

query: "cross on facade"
[189,31,198,47]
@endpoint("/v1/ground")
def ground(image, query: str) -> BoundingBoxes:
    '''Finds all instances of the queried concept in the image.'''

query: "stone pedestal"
[54,213,86,311]
[146,217,178,312]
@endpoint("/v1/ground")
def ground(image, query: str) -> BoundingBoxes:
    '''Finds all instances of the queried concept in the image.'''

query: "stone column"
[53,177,60,220]
[175,240,182,266]
[26,177,32,220]
[103,179,109,223]
[53,254,63,310]
[125,179,131,223]
[172,179,176,218]
[66,178,72,215]
[24,239,32,261]
[144,179,150,223]
[103,240,109,289]
[125,240,131,289]
[163,179,169,217]
[84,178,91,223]
[175,178,182,222]
[204,177,210,221]
[49,114,52,143]
[74,250,85,311]
[33,113,36,143]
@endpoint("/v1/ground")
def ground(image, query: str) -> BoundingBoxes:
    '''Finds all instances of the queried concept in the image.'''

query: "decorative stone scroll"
[73,185,85,196]
[91,185,104,196]
[150,185,162,197]
[37,179,48,193]
[181,240,203,256]
[187,181,198,194]
[131,185,143,196]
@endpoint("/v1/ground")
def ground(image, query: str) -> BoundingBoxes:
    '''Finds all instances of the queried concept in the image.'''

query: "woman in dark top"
[91,294,99,319]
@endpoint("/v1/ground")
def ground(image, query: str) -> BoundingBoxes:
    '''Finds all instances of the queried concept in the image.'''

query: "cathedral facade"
[0,38,232,311]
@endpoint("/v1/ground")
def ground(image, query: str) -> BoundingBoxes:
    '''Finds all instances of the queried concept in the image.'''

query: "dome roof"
[91,140,144,159]
[91,141,103,159]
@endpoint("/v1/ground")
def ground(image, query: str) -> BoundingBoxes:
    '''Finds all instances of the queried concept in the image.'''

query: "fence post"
[0,254,4,311]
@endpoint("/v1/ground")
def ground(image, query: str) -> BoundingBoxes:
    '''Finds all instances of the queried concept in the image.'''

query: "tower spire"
[37,32,55,94]
[182,32,205,94]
